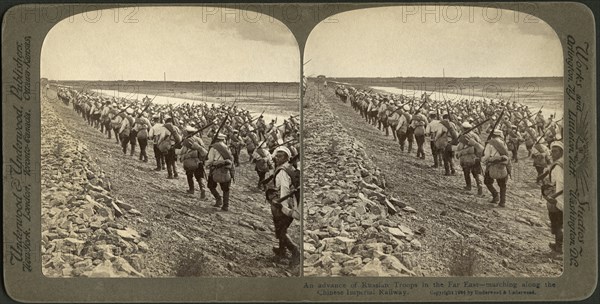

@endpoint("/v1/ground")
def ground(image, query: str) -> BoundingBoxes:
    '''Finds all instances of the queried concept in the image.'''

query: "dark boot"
[550,229,564,252]
[499,186,507,207]
[173,163,179,178]
[272,238,287,257]
[444,160,451,176]
[474,174,483,195]
[166,165,173,179]
[285,236,300,267]
[463,172,472,190]
[197,178,206,199]
[408,142,413,153]
[187,175,195,194]
[486,184,499,204]
[211,188,222,207]
[221,191,230,211]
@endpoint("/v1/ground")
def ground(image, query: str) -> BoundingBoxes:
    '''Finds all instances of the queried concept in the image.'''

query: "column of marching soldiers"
[333,84,565,254]
[55,86,301,267]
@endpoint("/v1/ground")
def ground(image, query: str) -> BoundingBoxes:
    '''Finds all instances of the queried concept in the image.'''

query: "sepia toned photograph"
[40,6,301,277]
[303,5,565,277]
[2,1,597,303]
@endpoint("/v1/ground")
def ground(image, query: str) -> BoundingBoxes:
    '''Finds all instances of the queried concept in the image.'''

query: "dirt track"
[307,81,562,277]
[44,88,300,277]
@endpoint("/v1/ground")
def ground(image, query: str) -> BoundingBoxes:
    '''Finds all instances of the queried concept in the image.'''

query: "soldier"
[387,105,400,141]
[206,133,234,211]
[119,108,135,155]
[135,112,152,162]
[149,114,167,171]
[253,142,274,191]
[540,141,564,253]
[523,121,538,157]
[266,146,300,267]
[91,101,102,129]
[395,105,412,152]
[531,137,552,184]
[425,111,443,168]
[179,125,208,198]
[377,99,388,132]
[439,114,458,176]
[455,122,484,195]
[535,111,546,133]
[162,116,182,179]
[481,129,510,207]
[411,109,428,159]
[506,125,523,163]
[289,114,298,127]
[256,115,266,141]
[111,107,124,144]
[229,129,244,167]
[244,128,259,162]
[368,99,379,127]
[100,101,111,134]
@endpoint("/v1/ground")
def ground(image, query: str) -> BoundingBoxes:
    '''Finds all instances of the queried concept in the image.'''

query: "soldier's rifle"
[386,100,412,118]
[113,103,135,117]
[208,99,238,150]
[515,112,536,127]
[485,109,505,145]
[177,122,215,146]
[168,104,178,127]
[203,115,231,184]
[135,94,158,118]
[408,100,429,124]
[460,118,490,136]
[531,127,552,147]
[271,138,298,150]
[270,188,300,205]
[444,99,456,123]
[536,160,564,183]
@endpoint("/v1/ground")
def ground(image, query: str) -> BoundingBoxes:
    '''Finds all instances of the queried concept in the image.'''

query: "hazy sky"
[42,6,299,82]
[305,6,563,78]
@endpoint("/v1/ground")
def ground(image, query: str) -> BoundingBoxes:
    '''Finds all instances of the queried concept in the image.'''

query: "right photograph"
[302,6,564,277]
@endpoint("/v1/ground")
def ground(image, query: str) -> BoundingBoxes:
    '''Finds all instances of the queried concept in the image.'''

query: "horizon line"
[45,79,300,83]
[311,76,563,79]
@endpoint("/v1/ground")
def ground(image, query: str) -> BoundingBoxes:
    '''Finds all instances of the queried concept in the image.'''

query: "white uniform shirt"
[481,140,502,165]
[275,164,296,215]
[119,115,133,134]
[551,159,564,210]
[425,119,445,141]
[205,142,227,167]
[149,123,167,144]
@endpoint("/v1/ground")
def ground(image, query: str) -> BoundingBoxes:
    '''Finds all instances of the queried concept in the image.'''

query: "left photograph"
[41,6,301,277]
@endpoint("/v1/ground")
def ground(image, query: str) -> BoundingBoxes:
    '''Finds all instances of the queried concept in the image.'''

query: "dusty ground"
[306,81,563,277]
[44,88,300,277]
